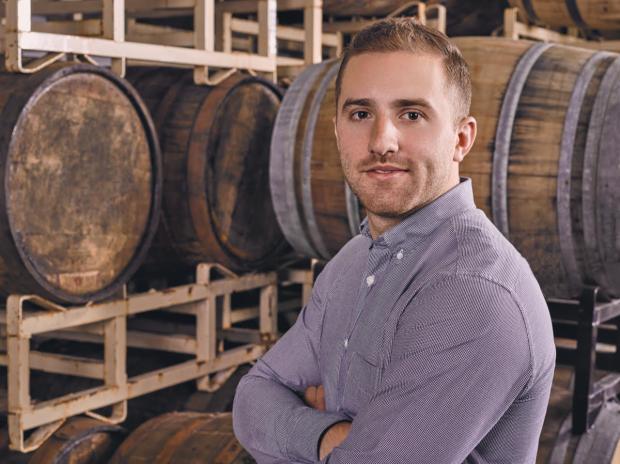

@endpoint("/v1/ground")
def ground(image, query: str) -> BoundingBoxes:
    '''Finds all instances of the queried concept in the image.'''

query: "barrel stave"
[311,62,359,256]
[130,69,286,273]
[509,0,620,30]
[458,38,532,218]
[0,63,161,303]
[506,46,594,297]
[456,38,620,298]
[109,412,253,464]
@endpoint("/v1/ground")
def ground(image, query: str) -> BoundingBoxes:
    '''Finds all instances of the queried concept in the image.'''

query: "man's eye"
[352,111,369,120]
[404,111,420,120]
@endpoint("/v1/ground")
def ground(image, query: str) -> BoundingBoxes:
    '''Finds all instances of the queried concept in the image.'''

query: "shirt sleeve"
[232,263,350,464]
[322,274,535,464]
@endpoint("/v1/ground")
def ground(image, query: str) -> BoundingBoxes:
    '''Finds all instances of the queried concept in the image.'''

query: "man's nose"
[368,115,398,157]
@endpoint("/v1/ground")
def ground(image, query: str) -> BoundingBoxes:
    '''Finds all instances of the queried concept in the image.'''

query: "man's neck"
[366,176,462,240]
[367,214,403,240]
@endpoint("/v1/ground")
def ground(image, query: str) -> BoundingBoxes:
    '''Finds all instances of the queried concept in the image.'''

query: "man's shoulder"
[323,234,368,271]
[313,234,368,293]
[449,208,530,292]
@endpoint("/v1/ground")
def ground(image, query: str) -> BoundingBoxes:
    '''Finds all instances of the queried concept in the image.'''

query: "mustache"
[356,157,411,171]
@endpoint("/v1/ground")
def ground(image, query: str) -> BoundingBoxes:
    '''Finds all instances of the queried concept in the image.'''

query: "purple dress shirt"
[233,178,556,463]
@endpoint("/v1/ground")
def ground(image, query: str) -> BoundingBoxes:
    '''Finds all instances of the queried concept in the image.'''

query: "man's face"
[335,51,464,218]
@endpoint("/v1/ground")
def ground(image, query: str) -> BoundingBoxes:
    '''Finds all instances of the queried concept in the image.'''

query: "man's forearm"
[233,369,349,464]
[319,421,352,460]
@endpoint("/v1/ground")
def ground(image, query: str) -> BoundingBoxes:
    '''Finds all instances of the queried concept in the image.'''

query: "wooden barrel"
[323,0,415,16]
[456,37,620,299]
[270,59,362,261]
[536,365,620,463]
[0,63,161,303]
[271,39,620,299]
[108,412,254,463]
[127,68,287,274]
[28,417,125,464]
[426,0,508,36]
[509,0,620,31]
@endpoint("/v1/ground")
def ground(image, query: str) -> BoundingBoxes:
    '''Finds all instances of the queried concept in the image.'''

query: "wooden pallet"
[0,263,278,453]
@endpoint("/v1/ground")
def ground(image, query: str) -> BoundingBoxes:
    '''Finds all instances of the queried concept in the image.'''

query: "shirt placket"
[336,241,392,410]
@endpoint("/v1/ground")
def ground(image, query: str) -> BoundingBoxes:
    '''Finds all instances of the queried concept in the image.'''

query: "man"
[233,18,555,463]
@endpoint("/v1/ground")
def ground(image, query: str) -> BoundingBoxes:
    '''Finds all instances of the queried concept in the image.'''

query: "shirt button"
[344,338,349,348]
[397,250,404,260]
[366,275,375,286]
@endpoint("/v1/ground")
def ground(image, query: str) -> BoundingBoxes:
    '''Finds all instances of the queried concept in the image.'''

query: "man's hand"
[304,384,326,411]
[319,421,352,460]
[304,386,351,459]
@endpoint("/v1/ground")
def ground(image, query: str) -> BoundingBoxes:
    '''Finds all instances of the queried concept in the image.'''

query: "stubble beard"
[341,151,454,220]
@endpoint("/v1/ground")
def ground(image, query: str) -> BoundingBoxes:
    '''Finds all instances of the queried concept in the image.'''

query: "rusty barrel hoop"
[0,63,162,303]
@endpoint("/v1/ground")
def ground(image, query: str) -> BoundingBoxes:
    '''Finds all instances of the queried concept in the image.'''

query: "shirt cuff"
[285,408,350,463]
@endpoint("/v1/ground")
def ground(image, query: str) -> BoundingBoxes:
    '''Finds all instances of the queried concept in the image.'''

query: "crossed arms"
[232,271,535,463]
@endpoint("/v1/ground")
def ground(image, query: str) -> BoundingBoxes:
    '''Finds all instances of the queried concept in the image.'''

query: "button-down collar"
[359,177,476,251]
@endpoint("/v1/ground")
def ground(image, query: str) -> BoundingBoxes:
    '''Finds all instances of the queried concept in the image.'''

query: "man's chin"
[361,203,413,219]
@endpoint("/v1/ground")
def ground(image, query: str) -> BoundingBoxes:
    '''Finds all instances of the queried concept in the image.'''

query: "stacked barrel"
[127,68,287,275]
[0,63,161,304]
[0,61,291,305]
[269,38,620,302]
[509,0,620,30]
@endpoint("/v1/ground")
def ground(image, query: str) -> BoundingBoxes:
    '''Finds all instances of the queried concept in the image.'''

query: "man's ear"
[453,116,477,163]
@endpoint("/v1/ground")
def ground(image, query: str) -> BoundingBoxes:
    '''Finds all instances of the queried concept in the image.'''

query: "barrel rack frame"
[323,2,446,36]
[0,263,278,452]
[503,7,620,52]
[549,287,620,435]
[0,0,331,84]
[0,0,447,84]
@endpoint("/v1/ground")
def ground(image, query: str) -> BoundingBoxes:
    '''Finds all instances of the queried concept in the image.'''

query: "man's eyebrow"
[340,97,434,112]
[391,98,433,109]
[341,98,373,111]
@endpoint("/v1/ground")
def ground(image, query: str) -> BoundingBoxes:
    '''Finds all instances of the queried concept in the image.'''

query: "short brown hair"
[335,17,472,121]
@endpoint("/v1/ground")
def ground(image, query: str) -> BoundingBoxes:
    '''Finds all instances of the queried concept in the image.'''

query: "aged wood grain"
[0,63,161,303]
[28,416,125,464]
[509,0,620,30]
[108,412,255,464]
[128,69,287,274]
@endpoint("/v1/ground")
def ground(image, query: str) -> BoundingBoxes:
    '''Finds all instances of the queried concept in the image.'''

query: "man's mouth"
[364,165,408,176]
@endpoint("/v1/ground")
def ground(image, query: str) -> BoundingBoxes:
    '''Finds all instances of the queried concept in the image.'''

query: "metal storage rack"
[549,287,620,434]
[0,263,278,452]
